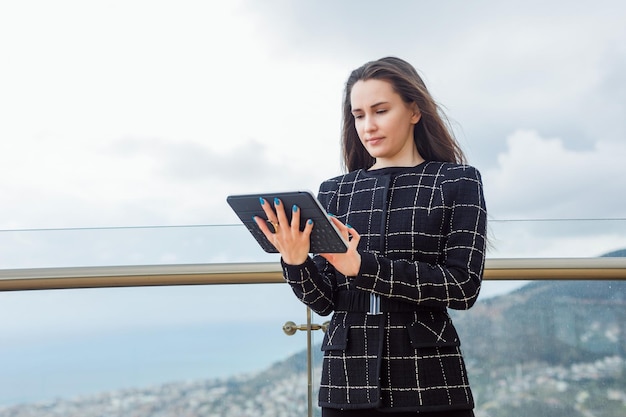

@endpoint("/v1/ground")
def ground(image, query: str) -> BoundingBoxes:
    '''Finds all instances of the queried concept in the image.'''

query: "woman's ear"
[410,103,421,124]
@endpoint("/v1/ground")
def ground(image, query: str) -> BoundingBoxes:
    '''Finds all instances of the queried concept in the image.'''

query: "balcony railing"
[1,257,626,291]
[1,222,625,417]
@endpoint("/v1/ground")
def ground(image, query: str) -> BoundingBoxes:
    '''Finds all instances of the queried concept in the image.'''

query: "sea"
[0,321,309,407]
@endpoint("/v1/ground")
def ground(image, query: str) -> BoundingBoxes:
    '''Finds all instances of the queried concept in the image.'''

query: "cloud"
[482,130,626,257]
[0,0,346,229]
[242,0,626,170]
[1,0,625,258]
[0,135,330,230]
[483,129,626,220]
[488,219,626,258]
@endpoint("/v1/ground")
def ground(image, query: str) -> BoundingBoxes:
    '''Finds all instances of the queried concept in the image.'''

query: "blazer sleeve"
[280,179,343,316]
[352,166,487,310]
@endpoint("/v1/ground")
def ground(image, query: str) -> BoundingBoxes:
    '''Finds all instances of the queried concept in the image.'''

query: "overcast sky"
[2,0,625,254]
[1,1,625,338]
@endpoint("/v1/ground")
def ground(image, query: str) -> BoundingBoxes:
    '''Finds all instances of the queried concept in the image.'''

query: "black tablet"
[227,191,349,254]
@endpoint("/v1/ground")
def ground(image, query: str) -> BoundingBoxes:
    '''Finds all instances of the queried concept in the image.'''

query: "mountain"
[452,249,626,366]
[445,249,626,417]
[451,280,626,366]
[602,249,626,257]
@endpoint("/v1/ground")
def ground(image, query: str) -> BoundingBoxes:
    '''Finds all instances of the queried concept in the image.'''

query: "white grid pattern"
[283,162,487,412]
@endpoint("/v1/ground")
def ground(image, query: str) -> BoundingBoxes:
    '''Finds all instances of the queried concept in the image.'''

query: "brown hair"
[341,57,466,172]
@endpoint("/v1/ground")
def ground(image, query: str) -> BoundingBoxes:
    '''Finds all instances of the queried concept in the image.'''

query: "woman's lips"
[366,137,384,146]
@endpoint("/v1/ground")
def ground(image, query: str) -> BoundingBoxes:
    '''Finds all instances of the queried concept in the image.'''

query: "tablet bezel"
[227,190,349,254]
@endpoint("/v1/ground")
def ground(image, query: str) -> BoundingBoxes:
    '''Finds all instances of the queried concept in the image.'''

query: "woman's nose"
[364,116,376,132]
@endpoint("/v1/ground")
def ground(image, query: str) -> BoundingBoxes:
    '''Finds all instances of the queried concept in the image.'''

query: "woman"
[255,57,487,416]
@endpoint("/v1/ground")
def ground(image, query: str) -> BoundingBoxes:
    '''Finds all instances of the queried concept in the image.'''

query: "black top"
[282,161,488,412]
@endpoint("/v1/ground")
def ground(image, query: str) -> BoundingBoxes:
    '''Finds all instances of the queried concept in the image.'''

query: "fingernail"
[293,205,298,212]
[347,224,353,229]
[308,219,313,225]
[259,197,265,205]
[328,213,335,217]
[274,198,280,206]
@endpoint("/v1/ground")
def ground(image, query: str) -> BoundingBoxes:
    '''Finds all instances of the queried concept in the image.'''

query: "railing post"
[283,310,329,416]
[306,306,313,417]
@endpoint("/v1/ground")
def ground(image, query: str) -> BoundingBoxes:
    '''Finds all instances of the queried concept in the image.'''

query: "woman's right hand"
[253,197,314,265]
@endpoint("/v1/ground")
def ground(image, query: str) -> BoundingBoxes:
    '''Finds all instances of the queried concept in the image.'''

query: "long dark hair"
[341,57,466,172]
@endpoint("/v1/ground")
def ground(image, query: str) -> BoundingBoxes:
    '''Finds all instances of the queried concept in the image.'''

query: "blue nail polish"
[347,224,353,229]
[308,219,313,225]
[259,197,265,205]
[293,205,298,212]
[274,198,280,206]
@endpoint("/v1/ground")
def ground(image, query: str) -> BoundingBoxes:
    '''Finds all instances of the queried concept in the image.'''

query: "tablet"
[227,191,349,254]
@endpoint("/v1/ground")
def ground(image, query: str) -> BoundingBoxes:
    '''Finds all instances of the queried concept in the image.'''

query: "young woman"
[255,57,487,416]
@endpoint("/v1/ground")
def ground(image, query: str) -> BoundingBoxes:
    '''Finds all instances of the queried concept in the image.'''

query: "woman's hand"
[253,198,313,265]
[320,216,361,277]
[254,198,361,275]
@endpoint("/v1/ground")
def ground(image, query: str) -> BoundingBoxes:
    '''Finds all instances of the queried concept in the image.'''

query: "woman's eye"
[376,109,387,114]
[353,114,363,119]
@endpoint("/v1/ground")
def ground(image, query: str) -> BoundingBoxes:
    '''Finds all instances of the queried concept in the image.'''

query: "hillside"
[451,280,626,366]
[452,279,626,417]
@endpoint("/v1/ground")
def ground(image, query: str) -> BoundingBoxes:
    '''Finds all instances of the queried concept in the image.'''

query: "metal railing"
[2,258,625,417]
[2,258,626,291]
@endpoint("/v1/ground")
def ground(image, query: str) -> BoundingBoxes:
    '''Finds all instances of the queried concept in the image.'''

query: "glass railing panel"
[488,219,626,258]
[1,219,625,269]
[309,279,625,417]
[1,220,625,416]
[455,279,626,417]
[1,279,624,416]
[0,283,312,416]
[0,225,280,269]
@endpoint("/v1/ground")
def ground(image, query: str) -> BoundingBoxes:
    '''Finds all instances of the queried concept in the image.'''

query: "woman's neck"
[370,152,425,170]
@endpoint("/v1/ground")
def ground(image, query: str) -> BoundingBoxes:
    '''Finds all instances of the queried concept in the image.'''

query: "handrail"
[1,258,625,291]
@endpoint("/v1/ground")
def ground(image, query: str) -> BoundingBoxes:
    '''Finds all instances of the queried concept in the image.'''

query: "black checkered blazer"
[282,161,487,412]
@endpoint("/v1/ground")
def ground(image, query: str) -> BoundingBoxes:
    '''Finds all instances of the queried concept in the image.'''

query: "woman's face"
[350,78,422,168]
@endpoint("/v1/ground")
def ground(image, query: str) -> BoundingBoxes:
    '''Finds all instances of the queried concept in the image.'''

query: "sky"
[1,0,625,231]
[0,0,626,351]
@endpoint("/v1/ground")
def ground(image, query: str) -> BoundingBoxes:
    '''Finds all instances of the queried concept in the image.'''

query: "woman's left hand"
[320,216,361,277]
